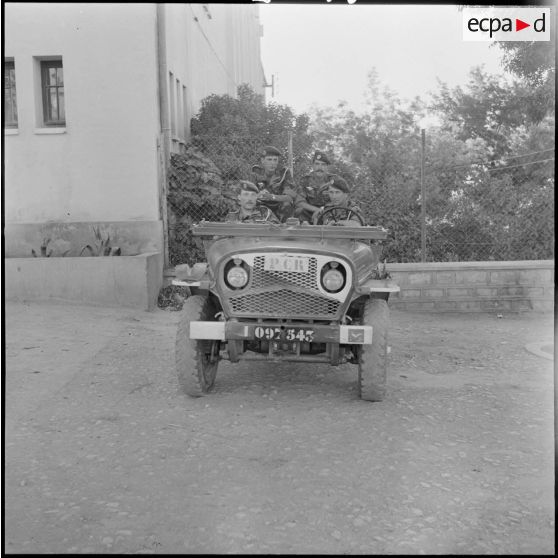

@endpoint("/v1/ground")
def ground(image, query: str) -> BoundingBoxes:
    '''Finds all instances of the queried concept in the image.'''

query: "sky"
[259,3,509,115]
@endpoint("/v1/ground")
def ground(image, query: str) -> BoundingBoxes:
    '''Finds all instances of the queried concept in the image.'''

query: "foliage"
[31,237,70,257]
[429,67,537,156]
[370,260,392,280]
[169,84,315,266]
[167,150,237,266]
[157,285,190,311]
[309,71,431,261]
[32,238,53,257]
[308,66,554,262]
[493,18,555,122]
[80,226,121,256]
[168,66,553,264]
[190,83,314,179]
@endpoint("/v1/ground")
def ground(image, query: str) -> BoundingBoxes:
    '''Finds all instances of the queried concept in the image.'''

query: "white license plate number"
[264,255,309,273]
[254,326,314,343]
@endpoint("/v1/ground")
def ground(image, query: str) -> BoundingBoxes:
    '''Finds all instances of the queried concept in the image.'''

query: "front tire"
[358,298,389,401]
[175,294,220,397]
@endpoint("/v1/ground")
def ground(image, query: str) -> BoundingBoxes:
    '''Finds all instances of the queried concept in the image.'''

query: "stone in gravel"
[331,530,342,540]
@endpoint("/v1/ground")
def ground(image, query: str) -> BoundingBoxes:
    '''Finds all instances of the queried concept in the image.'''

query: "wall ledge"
[388,260,554,271]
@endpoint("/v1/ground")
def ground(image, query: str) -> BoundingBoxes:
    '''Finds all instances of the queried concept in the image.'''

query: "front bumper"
[189,320,373,345]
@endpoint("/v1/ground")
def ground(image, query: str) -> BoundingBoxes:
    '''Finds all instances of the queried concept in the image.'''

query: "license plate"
[264,254,309,273]
[254,326,314,343]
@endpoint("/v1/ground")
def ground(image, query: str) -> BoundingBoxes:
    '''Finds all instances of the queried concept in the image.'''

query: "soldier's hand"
[311,208,323,224]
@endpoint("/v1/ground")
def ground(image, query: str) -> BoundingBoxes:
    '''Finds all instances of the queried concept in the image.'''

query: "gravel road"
[4,301,554,554]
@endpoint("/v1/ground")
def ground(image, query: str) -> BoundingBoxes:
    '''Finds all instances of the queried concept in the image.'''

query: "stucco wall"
[4,3,161,224]
[5,252,163,310]
[165,3,265,147]
[4,3,267,223]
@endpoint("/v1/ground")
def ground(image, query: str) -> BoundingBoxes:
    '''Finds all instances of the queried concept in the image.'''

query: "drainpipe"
[157,4,170,269]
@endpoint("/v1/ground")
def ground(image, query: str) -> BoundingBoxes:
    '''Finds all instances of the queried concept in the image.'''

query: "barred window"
[4,60,18,128]
[41,60,65,126]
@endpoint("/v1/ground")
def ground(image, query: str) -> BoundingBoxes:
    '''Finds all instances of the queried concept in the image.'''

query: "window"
[41,60,65,126]
[4,60,18,128]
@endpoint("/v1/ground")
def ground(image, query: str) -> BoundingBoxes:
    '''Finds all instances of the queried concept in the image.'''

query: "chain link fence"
[167,135,554,266]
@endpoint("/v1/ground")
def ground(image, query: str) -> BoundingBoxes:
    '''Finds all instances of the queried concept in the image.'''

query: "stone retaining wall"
[387,260,554,312]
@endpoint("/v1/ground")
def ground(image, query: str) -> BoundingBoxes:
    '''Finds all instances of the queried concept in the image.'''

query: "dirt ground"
[4,300,555,554]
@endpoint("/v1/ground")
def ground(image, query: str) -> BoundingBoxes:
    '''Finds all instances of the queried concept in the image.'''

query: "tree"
[493,14,556,122]
[190,83,313,179]
[168,85,314,265]
[309,66,554,262]
[429,67,538,157]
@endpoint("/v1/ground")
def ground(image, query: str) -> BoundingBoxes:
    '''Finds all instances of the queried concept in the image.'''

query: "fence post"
[421,128,426,263]
[287,131,294,176]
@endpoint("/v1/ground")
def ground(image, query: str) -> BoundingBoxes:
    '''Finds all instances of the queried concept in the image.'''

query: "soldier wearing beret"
[312,176,364,227]
[294,150,337,223]
[226,181,279,223]
[251,145,297,222]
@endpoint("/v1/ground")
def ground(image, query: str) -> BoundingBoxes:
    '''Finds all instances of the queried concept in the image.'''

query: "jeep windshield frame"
[191,221,389,241]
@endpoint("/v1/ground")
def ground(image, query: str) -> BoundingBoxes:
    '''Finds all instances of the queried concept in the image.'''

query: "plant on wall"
[80,226,121,256]
[370,260,392,280]
[31,238,53,257]
[31,238,70,257]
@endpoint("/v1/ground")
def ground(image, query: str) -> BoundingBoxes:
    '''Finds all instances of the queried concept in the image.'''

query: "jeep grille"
[230,289,340,317]
[251,256,319,292]
[223,254,345,319]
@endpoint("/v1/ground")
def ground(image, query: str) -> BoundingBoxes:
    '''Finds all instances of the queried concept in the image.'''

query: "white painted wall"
[4,3,161,223]
[165,3,265,148]
[4,3,266,224]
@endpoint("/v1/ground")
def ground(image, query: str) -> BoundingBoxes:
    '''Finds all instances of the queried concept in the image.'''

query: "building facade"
[4,3,265,262]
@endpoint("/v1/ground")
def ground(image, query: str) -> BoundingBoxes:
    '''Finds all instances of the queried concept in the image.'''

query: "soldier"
[294,150,336,223]
[312,176,364,227]
[225,181,279,223]
[251,145,297,222]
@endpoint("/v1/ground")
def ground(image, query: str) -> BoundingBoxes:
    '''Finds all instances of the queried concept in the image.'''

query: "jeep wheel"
[176,294,220,397]
[358,298,389,401]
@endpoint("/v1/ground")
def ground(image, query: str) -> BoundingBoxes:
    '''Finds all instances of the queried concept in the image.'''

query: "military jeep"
[173,217,399,401]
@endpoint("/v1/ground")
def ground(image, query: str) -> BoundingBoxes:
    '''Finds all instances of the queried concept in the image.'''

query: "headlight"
[322,267,345,292]
[226,263,249,289]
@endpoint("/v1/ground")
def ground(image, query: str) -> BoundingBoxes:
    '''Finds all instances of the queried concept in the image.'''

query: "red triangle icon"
[516,19,530,31]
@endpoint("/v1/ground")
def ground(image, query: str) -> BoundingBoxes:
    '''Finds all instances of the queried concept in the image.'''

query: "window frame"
[4,59,18,128]
[40,59,65,127]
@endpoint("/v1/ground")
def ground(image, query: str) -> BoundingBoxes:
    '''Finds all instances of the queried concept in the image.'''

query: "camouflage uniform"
[251,165,298,222]
[294,172,336,222]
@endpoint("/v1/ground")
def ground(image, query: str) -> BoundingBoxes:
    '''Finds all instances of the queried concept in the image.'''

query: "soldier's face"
[239,190,258,211]
[262,155,279,173]
[327,186,348,206]
[312,159,328,176]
